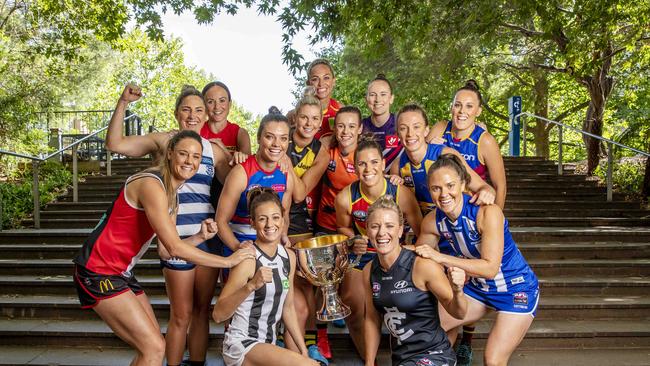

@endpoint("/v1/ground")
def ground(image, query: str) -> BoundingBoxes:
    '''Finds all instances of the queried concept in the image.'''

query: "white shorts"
[222,333,262,366]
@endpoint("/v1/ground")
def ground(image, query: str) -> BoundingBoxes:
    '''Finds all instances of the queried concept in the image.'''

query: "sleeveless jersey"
[315,98,342,139]
[370,249,452,365]
[288,136,322,214]
[227,244,291,344]
[74,172,163,276]
[200,121,241,152]
[316,146,358,231]
[435,194,538,293]
[230,155,287,241]
[398,143,445,215]
[349,178,399,239]
[361,114,403,170]
[443,121,487,179]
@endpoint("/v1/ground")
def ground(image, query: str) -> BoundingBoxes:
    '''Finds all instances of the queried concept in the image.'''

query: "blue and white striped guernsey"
[434,194,537,294]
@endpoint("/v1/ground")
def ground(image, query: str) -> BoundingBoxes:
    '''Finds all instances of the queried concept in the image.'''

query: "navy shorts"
[160,236,222,271]
[73,265,144,309]
[399,348,456,366]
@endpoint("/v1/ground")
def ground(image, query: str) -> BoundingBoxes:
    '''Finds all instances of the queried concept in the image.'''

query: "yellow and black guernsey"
[288,136,322,236]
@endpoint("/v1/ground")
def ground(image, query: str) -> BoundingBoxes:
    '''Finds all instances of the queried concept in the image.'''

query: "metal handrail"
[0,114,137,229]
[518,112,650,201]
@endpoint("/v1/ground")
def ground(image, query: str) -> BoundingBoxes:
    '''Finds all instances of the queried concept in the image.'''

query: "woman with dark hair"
[74,131,255,366]
[201,81,251,154]
[363,196,467,366]
[215,107,297,256]
[362,74,403,171]
[213,189,319,366]
[306,58,343,139]
[105,84,236,366]
[334,138,423,358]
[416,154,538,366]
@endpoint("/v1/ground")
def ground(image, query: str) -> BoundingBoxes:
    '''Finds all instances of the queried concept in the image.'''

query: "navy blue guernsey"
[370,249,453,366]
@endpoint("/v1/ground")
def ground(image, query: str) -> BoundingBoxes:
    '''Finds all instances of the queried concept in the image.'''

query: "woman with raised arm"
[73,131,255,366]
[363,196,467,366]
[105,85,234,366]
[391,103,496,215]
[415,154,539,366]
[362,74,403,171]
[334,138,423,358]
[305,58,343,139]
[216,107,296,258]
[428,80,507,209]
[213,189,319,366]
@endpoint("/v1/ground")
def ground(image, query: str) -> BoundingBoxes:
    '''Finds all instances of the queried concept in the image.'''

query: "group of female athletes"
[72,58,539,366]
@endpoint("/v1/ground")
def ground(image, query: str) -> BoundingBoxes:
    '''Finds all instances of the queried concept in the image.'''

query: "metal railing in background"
[0,114,138,229]
[518,112,650,201]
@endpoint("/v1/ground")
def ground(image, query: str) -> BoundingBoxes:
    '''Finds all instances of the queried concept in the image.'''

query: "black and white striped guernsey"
[227,244,291,345]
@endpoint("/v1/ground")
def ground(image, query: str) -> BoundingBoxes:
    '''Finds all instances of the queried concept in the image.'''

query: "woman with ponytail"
[74,131,254,366]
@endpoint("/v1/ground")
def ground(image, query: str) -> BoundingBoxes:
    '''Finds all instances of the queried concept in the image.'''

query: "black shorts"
[73,265,144,309]
[399,348,456,366]
[288,210,313,236]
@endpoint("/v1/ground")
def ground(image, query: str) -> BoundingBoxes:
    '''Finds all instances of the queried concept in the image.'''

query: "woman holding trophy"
[213,188,319,366]
[362,196,468,366]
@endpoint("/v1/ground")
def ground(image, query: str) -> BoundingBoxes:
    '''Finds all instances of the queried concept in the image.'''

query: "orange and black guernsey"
[315,145,358,232]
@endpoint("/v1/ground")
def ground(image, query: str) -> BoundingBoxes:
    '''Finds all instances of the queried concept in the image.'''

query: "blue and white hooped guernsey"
[434,194,538,294]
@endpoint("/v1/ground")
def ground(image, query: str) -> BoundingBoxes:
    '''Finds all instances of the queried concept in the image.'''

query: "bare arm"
[389,156,400,175]
[414,211,441,249]
[335,187,355,238]
[216,165,247,251]
[282,172,294,236]
[425,120,448,142]
[414,256,467,319]
[237,128,252,155]
[363,263,381,366]
[300,143,330,193]
[281,251,309,356]
[398,185,423,237]
[212,258,256,323]
[283,155,306,203]
[480,133,507,209]
[210,141,233,184]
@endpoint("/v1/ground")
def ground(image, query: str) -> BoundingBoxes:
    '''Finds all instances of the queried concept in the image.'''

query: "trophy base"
[316,284,351,322]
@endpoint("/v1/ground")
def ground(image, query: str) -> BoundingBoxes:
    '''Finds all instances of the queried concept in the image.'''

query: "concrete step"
[505,200,640,209]
[43,202,112,211]
[0,244,159,260]
[0,318,646,350]
[504,208,650,218]
[2,294,648,322]
[508,217,650,227]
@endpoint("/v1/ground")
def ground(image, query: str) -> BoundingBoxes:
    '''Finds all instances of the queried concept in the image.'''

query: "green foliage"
[0,161,72,229]
[594,157,646,196]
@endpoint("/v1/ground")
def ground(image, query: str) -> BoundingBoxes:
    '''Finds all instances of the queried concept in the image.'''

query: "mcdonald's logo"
[99,279,114,293]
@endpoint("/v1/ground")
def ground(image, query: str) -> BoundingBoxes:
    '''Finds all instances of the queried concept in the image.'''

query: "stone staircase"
[1,157,650,365]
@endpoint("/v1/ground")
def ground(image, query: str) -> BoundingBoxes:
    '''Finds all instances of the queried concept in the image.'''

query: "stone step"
[0,244,159,260]
[2,294,648,322]
[504,200,640,209]
[1,257,649,279]
[508,217,650,227]
[0,318,646,350]
[504,208,650,218]
[43,202,112,212]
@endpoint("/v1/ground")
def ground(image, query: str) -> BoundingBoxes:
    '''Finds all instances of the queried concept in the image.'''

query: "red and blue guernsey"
[398,143,445,215]
[442,121,488,180]
[230,155,287,242]
[74,173,161,276]
[350,178,399,240]
[435,194,538,295]
[361,114,404,171]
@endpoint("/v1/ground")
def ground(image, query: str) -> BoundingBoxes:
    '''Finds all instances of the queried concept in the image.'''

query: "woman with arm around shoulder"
[363,196,467,366]
[213,189,319,366]
[415,154,539,366]
[428,80,507,208]
[72,131,254,366]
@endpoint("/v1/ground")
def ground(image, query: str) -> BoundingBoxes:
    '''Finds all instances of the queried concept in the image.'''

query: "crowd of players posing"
[71,58,539,366]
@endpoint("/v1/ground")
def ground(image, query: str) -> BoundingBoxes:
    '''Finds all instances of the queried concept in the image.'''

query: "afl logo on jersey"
[372,282,381,296]
[442,231,452,240]
[394,280,408,289]
[327,159,336,172]
[416,358,434,366]
[352,210,367,221]
[345,162,355,173]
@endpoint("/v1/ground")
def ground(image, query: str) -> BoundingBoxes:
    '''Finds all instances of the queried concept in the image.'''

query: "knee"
[141,334,166,360]
[484,350,508,366]
[169,304,192,327]
[192,298,212,317]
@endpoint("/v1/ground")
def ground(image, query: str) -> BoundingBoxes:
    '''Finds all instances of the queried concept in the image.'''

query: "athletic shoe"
[308,344,329,365]
[456,343,473,366]
[332,318,346,328]
[316,329,332,359]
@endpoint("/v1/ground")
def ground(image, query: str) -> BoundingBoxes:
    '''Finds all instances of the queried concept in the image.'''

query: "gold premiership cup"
[294,234,361,321]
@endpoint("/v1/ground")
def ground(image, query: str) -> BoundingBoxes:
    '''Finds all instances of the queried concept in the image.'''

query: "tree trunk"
[582,46,615,175]
[531,71,550,157]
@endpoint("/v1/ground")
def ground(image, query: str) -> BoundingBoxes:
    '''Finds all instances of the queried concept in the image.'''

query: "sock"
[461,325,475,345]
[188,362,205,366]
[305,330,317,347]
[277,333,284,343]
[317,323,328,337]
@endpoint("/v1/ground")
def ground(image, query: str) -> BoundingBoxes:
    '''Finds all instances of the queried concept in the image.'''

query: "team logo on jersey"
[352,210,367,221]
[327,159,336,172]
[441,231,452,240]
[282,279,290,289]
[272,184,286,192]
[345,162,355,173]
[514,292,528,305]
[461,153,476,161]
[385,135,399,148]
[416,358,434,366]
[463,217,481,242]
[205,164,214,177]
[403,175,414,187]
[383,306,414,345]
[372,282,381,296]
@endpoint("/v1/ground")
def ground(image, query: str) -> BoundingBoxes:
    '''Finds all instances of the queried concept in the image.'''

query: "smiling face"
[204,85,231,124]
[451,89,482,132]
[366,208,403,255]
[428,166,466,217]
[258,121,289,163]
[252,200,283,244]
[335,112,362,150]
[167,137,203,182]
[366,80,394,117]
[295,104,321,140]
[308,64,335,101]
[356,146,385,187]
[175,95,208,132]
[397,110,430,153]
